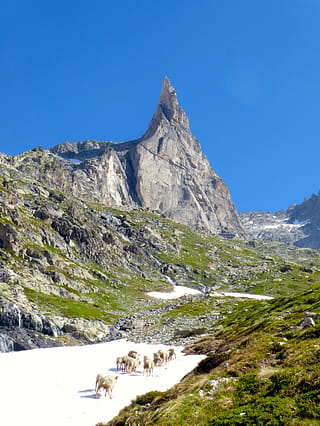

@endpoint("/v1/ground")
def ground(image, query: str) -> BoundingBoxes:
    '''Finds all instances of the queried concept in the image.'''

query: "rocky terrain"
[240,191,320,249]
[0,152,319,351]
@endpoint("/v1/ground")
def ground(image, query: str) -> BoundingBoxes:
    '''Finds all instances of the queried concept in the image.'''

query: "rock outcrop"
[131,77,245,236]
[50,77,246,237]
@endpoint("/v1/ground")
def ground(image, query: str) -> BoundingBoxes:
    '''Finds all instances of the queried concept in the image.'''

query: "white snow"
[147,285,201,300]
[211,291,273,300]
[147,283,272,301]
[68,158,82,164]
[0,339,205,426]
[263,223,303,230]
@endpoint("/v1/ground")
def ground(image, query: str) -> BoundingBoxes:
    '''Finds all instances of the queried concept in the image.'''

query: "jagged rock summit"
[47,77,244,236]
[142,76,190,138]
[131,77,245,236]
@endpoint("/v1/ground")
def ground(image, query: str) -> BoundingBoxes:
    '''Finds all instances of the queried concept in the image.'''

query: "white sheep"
[143,356,154,376]
[95,374,118,399]
[126,356,140,374]
[158,349,169,365]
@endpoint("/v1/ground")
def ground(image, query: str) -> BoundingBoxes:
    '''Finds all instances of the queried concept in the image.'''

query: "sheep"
[126,356,140,374]
[158,349,169,364]
[153,352,162,367]
[128,350,140,359]
[143,356,154,376]
[168,348,176,361]
[116,356,125,371]
[95,374,118,399]
[119,355,131,371]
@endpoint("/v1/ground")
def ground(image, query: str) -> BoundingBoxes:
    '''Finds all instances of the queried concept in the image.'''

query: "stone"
[48,77,246,237]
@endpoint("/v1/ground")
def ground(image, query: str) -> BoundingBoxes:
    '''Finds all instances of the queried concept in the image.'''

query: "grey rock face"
[240,192,320,249]
[240,210,307,245]
[132,77,245,236]
[49,77,245,237]
[0,297,60,336]
[0,334,14,352]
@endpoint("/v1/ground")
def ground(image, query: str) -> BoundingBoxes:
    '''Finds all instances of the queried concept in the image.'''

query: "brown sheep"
[168,348,176,361]
[95,374,118,399]
[128,350,139,359]
[120,355,131,372]
[153,352,162,366]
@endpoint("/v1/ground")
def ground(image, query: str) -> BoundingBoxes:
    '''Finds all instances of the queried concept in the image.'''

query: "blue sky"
[1,0,320,212]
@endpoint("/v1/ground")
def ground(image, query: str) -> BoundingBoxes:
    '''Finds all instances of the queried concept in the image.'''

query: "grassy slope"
[2,166,319,326]
[2,180,320,334]
[106,286,320,425]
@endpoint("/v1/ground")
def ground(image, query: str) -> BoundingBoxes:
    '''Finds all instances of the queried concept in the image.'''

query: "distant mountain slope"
[240,192,320,248]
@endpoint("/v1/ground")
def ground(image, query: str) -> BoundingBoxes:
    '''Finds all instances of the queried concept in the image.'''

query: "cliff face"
[131,77,244,235]
[50,77,246,237]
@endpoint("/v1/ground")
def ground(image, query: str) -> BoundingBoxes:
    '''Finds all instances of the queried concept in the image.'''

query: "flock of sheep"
[95,347,177,399]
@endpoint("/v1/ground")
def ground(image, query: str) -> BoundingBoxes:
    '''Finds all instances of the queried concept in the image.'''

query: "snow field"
[0,339,205,426]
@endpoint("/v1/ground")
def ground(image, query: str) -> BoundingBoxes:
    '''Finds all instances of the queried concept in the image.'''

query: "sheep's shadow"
[108,367,119,373]
[79,389,96,399]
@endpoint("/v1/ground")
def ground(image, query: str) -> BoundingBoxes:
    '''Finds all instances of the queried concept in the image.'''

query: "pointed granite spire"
[142,77,190,139]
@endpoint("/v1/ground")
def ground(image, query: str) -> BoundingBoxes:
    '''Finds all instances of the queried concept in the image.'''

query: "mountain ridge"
[240,191,320,248]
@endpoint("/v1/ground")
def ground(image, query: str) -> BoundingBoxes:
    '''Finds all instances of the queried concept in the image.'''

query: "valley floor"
[0,339,205,426]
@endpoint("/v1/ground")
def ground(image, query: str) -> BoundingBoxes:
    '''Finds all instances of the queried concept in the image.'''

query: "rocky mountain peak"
[143,77,190,139]
[47,78,246,237]
[133,78,246,237]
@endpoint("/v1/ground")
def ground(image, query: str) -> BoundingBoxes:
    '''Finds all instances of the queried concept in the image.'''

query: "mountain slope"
[0,151,319,352]
[106,284,320,425]
[240,191,320,249]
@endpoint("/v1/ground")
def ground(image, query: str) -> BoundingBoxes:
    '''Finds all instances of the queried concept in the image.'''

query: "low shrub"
[213,396,296,425]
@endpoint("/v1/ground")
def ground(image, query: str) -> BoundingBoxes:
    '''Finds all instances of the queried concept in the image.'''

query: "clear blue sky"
[1,0,320,212]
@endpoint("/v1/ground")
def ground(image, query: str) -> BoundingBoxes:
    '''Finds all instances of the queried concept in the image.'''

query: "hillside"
[1,150,320,353]
[105,285,320,425]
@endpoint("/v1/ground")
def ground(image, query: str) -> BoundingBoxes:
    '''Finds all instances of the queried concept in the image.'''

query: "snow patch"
[211,291,273,300]
[147,285,201,300]
[0,339,205,426]
[68,158,82,164]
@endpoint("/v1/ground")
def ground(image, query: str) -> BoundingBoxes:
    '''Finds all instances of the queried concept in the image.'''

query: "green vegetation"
[2,156,320,423]
[108,285,320,425]
[23,287,119,322]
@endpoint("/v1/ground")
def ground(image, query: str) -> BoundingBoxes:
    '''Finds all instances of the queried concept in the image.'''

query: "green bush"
[297,389,320,418]
[213,397,296,425]
[236,373,261,398]
[135,390,166,406]
[266,371,296,396]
